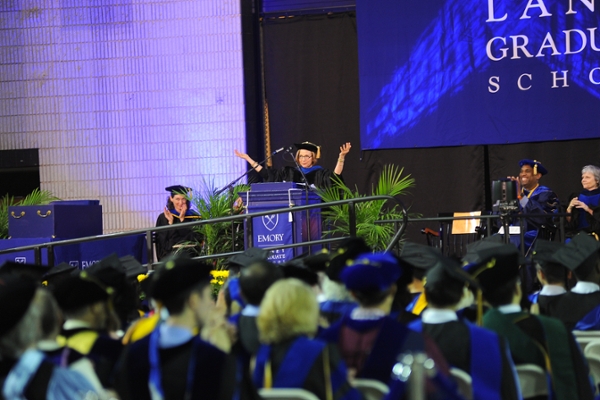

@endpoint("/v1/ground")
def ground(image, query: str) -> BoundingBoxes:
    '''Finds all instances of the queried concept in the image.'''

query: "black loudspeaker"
[491,179,517,205]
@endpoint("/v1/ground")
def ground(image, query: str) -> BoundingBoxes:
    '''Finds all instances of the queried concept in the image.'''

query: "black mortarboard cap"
[52,273,111,312]
[165,185,191,196]
[0,261,50,282]
[227,247,270,270]
[398,242,444,271]
[551,234,600,278]
[326,237,372,282]
[341,252,402,292]
[279,262,319,286]
[425,256,480,290]
[84,253,127,289]
[463,236,526,265]
[150,257,213,302]
[463,244,520,294]
[532,240,566,267]
[292,250,331,273]
[294,142,321,159]
[119,255,148,279]
[0,275,37,336]
[44,262,77,279]
[519,159,548,176]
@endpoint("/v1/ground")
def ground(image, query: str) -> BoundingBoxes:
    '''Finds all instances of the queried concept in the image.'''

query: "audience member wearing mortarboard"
[528,240,569,315]
[219,247,271,321]
[472,244,595,400]
[119,254,150,315]
[42,261,77,289]
[85,253,140,331]
[115,257,255,400]
[319,252,451,389]
[235,141,352,189]
[254,278,362,400]
[236,260,283,357]
[154,185,201,261]
[507,159,560,253]
[397,242,444,316]
[319,237,370,325]
[52,272,124,389]
[408,254,520,400]
[0,260,50,282]
[37,285,110,398]
[0,275,98,399]
[545,233,600,331]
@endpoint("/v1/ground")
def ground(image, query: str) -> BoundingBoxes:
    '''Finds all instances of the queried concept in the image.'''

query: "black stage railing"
[379,212,570,258]
[0,194,408,268]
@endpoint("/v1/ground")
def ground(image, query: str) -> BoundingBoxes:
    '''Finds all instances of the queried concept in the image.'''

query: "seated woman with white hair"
[253,278,361,400]
[565,165,600,238]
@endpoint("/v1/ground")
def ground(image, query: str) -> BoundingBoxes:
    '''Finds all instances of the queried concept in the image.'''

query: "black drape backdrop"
[260,13,600,243]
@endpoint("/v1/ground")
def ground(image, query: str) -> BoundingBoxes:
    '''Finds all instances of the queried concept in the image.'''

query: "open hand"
[339,142,351,157]
[234,149,248,161]
[163,207,174,225]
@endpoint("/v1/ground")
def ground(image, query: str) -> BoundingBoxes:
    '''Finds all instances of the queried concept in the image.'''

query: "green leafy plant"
[186,181,250,270]
[316,164,415,251]
[0,188,60,239]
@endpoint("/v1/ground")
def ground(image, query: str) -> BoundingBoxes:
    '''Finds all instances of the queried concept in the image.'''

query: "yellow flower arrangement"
[210,270,229,297]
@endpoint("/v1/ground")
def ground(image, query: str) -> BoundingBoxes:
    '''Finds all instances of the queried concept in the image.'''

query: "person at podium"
[234,141,351,189]
[155,185,201,261]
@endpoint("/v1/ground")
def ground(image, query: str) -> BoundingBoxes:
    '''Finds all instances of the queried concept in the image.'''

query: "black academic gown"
[155,212,201,260]
[59,326,123,388]
[537,293,565,316]
[545,291,600,331]
[237,315,260,356]
[259,165,341,189]
[116,332,240,400]
[421,321,520,400]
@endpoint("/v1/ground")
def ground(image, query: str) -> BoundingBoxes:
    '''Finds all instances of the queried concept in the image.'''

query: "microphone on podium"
[272,146,293,155]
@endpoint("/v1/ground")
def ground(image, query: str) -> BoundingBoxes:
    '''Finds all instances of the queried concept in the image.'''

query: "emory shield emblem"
[262,214,279,231]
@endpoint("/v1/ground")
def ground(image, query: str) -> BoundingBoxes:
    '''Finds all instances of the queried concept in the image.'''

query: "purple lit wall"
[0,0,247,232]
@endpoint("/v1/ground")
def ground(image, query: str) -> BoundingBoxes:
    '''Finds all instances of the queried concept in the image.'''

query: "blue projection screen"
[357,0,600,149]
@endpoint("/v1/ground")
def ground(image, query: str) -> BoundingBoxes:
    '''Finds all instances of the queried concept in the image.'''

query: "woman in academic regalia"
[565,165,600,238]
[155,185,201,261]
[234,141,351,189]
[253,278,361,400]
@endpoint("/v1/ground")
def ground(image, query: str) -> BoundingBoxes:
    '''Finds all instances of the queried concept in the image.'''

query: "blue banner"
[252,210,294,263]
[357,0,600,149]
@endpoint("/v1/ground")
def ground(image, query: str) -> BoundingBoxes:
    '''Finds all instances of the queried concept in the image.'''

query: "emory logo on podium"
[262,214,279,231]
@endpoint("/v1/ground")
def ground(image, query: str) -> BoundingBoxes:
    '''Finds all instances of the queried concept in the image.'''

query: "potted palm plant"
[0,188,59,239]
[185,182,250,270]
[316,164,415,251]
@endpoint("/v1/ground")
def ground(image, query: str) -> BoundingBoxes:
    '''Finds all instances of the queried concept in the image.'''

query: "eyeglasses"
[298,155,313,159]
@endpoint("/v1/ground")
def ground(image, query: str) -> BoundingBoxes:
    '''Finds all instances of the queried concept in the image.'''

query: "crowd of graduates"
[2,233,600,399]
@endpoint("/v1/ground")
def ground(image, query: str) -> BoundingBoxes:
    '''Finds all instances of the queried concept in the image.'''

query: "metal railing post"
[146,230,154,269]
[349,201,357,237]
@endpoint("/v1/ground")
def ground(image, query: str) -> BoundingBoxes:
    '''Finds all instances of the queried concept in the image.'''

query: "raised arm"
[234,149,263,173]
[334,142,351,175]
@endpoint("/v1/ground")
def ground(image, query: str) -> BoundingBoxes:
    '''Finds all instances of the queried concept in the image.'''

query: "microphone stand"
[287,149,313,254]
[215,151,279,196]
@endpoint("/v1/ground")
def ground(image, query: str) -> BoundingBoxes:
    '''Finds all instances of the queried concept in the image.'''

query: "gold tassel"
[477,289,483,326]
